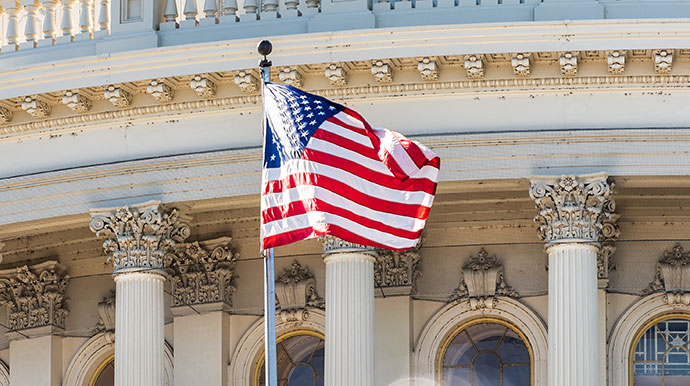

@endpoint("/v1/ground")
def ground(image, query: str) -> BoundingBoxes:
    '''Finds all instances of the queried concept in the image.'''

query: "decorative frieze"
[234,71,258,93]
[146,79,175,103]
[62,90,92,113]
[95,291,115,343]
[374,246,421,296]
[644,244,690,304]
[511,53,531,77]
[449,248,517,310]
[607,50,626,74]
[21,96,50,118]
[417,57,439,81]
[371,60,393,84]
[190,74,216,97]
[278,67,303,88]
[0,261,69,330]
[325,63,348,87]
[275,260,324,322]
[104,85,132,108]
[464,54,484,79]
[559,52,578,76]
[530,173,615,245]
[89,201,191,273]
[167,236,239,308]
[654,49,673,74]
[321,235,376,255]
[0,106,11,124]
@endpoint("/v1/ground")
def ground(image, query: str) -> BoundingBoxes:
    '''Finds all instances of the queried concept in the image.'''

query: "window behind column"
[631,314,690,385]
[438,318,533,386]
[255,329,325,386]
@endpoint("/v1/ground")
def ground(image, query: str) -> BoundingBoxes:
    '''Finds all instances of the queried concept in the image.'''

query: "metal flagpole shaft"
[258,39,278,386]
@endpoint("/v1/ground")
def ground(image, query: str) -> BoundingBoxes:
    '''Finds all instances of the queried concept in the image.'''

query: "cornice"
[1,72,690,138]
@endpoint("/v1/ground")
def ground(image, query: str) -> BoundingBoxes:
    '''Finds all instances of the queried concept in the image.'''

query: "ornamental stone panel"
[450,248,517,310]
[0,261,69,331]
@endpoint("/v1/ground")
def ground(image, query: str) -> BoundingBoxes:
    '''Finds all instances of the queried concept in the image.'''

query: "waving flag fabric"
[260,82,440,251]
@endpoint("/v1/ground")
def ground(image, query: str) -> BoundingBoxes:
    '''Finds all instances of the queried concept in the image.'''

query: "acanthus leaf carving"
[146,79,175,103]
[0,261,69,331]
[371,60,393,84]
[21,95,51,118]
[320,235,376,255]
[95,290,115,343]
[275,260,324,323]
[167,236,239,308]
[62,90,92,113]
[190,74,217,97]
[325,63,348,87]
[234,71,258,93]
[104,85,132,108]
[530,173,615,245]
[417,57,439,81]
[449,248,517,310]
[374,244,421,294]
[0,106,13,124]
[464,54,484,79]
[89,201,191,273]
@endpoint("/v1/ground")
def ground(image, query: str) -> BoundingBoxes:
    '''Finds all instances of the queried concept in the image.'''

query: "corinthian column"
[321,236,376,386]
[530,173,616,386]
[90,201,190,386]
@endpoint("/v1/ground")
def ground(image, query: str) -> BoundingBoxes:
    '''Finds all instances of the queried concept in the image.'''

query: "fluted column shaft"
[114,271,165,386]
[324,251,375,386]
[547,243,600,386]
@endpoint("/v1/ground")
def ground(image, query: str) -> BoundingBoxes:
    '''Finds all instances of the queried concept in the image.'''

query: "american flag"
[260,82,440,251]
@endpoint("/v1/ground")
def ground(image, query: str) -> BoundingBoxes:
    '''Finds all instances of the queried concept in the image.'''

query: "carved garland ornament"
[450,248,517,310]
[89,201,191,273]
[167,237,239,307]
[0,261,69,330]
[643,243,690,304]
[530,174,615,245]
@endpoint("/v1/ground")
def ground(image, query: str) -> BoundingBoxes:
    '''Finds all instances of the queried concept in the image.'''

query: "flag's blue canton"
[263,83,344,168]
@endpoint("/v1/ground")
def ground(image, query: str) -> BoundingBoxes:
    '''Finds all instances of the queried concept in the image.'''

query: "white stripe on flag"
[307,138,394,177]
[319,120,373,149]
[261,211,420,250]
[373,127,421,178]
[262,185,429,231]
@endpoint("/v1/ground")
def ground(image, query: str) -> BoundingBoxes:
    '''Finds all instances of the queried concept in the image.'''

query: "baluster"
[41,0,59,44]
[77,0,93,38]
[22,0,41,48]
[199,0,217,25]
[240,0,257,20]
[219,0,237,22]
[261,0,278,19]
[183,0,197,20]
[97,0,110,34]
[3,1,22,51]
[59,0,77,43]
[163,0,178,22]
[282,0,299,17]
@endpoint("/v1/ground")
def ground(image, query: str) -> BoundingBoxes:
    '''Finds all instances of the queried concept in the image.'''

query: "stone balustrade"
[2,0,690,58]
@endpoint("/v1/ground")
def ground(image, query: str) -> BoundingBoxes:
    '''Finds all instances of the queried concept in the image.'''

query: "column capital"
[168,236,239,313]
[529,172,616,247]
[0,260,69,332]
[320,235,377,257]
[89,200,191,274]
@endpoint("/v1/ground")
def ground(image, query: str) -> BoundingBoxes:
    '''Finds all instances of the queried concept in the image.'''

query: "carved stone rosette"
[450,248,517,310]
[530,173,615,246]
[167,237,239,308]
[374,246,421,296]
[643,244,690,304]
[275,260,324,323]
[0,261,69,331]
[89,201,191,273]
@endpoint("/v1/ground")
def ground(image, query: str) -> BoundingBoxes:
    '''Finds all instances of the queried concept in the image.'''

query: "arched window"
[631,314,690,385]
[439,318,532,386]
[255,330,325,386]
[89,355,114,386]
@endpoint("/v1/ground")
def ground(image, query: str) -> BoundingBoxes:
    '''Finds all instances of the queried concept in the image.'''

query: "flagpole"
[258,39,278,386]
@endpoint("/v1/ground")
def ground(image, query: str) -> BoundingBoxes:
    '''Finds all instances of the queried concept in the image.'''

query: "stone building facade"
[2,0,690,385]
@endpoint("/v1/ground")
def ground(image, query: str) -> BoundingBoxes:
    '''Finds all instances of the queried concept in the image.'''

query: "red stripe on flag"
[263,173,431,218]
[263,223,411,251]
